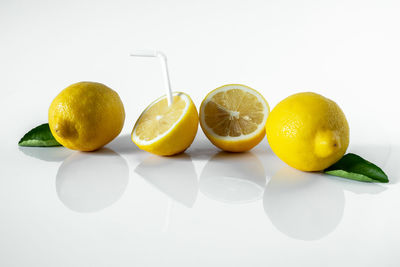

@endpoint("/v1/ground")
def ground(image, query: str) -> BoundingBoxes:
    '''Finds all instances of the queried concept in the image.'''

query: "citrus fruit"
[131,92,198,156]
[199,84,270,152]
[48,82,125,151]
[265,92,349,171]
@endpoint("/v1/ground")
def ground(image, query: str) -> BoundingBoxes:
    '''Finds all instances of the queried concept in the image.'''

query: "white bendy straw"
[130,50,173,106]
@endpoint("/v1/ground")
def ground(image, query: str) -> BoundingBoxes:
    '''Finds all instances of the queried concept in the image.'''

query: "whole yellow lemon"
[266,92,349,171]
[49,82,125,151]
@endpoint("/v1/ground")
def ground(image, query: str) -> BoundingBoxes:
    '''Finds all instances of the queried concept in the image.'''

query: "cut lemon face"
[200,84,269,152]
[132,92,199,156]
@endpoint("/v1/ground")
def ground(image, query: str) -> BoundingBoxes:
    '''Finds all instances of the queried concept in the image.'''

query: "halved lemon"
[131,92,199,156]
[199,84,269,152]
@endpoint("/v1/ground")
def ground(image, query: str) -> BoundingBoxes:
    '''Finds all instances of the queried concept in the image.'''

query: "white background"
[1,0,400,266]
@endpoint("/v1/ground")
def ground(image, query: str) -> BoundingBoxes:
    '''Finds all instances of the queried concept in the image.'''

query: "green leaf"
[324,153,388,183]
[18,123,62,147]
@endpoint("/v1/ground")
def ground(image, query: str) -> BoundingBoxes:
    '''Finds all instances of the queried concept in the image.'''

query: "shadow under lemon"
[200,152,267,204]
[56,148,129,213]
[106,134,139,155]
[263,164,387,241]
[185,131,221,160]
[135,153,198,208]
[19,146,73,162]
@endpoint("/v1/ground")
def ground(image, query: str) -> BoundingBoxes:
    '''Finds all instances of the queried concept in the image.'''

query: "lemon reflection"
[200,152,267,204]
[263,166,345,241]
[135,154,198,208]
[56,148,129,213]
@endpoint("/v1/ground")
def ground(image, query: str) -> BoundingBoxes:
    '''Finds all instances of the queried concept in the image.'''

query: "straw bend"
[130,50,173,106]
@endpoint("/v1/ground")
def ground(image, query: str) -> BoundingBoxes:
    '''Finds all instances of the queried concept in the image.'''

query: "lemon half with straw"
[199,84,270,152]
[131,92,199,156]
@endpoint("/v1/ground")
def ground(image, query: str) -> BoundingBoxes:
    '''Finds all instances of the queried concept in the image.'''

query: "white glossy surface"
[1,0,400,266]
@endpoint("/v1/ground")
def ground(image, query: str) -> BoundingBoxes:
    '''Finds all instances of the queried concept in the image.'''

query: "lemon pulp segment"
[134,95,186,142]
[200,84,269,152]
[203,88,265,137]
[131,92,199,156]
